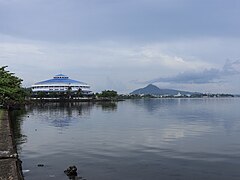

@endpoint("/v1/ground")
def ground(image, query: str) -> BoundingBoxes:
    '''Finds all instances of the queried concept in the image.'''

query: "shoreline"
[27,98,124,103]
[0,110,24,180]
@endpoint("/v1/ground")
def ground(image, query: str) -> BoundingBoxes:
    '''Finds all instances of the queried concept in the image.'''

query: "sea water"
[12,98,240,180]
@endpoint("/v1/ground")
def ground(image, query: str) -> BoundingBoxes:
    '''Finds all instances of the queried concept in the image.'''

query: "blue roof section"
[35,75,88,85]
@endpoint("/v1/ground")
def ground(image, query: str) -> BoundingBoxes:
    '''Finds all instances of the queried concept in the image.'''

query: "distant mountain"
[130,84,199,96]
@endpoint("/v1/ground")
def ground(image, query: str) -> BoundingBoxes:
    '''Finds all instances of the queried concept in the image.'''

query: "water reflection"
[26,102,95,116]
[13,99,240,180]
[129,98,240,134]
[96,102,118,112]
[24,102,94,128]
[23,102,118,128]
[9,109,28,151]
[129,98,181,113]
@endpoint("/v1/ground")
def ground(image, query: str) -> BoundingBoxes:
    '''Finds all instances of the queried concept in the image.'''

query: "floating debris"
[22,170,30,174]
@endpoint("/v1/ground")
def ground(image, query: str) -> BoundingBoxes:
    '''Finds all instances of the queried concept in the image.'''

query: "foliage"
[77,88,83,97]
[98,90,118,98]
[0,66,26,108]
[22,87,32,98]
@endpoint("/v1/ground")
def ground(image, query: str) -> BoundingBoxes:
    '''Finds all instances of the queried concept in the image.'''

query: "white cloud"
[0,42,43,58]
[1,39,209,70]
[1,35,240,93]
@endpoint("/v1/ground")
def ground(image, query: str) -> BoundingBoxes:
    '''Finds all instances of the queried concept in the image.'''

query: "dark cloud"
[0,0,240,42]
[146,60,240,84]
[222,60,240,75]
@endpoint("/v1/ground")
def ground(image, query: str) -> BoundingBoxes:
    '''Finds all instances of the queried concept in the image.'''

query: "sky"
[0,0,240,94]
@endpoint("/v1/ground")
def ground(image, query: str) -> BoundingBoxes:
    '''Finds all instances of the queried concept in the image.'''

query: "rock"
[37,164,44,167]
[64,165,78,178]
[0,151,10,156]
[9,153,18,158]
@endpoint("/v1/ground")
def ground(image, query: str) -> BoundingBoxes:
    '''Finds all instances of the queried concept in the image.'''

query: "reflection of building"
[31,74,92,95]
[26,102,95,128]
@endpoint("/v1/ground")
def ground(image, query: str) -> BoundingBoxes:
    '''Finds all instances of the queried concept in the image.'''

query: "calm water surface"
[12,98,240,180]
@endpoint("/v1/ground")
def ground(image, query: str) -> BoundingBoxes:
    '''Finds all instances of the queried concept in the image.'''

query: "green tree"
[0,66,26,109]
[36,91,47,99]
[99,90,118,98]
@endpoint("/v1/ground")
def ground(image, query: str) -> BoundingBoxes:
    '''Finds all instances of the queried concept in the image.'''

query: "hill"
[130,84,199,96]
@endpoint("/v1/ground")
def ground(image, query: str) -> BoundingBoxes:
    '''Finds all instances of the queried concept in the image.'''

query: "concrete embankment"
[0,110,23,180]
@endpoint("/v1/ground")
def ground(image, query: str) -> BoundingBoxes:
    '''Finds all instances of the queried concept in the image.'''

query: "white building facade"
[31,74,92,95]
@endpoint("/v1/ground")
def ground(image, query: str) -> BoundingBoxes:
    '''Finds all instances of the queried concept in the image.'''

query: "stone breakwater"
[0,110,23,180]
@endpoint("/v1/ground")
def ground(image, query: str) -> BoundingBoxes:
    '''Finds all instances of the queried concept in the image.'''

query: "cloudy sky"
[1,0,240,93]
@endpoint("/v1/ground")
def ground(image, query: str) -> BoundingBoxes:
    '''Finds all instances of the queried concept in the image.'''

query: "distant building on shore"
[31,74,92,95]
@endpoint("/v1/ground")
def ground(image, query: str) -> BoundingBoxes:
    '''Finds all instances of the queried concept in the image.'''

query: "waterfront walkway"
[0,110,23,180]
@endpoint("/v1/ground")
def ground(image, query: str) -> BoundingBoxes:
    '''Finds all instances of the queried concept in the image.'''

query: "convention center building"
[31,74,92,95]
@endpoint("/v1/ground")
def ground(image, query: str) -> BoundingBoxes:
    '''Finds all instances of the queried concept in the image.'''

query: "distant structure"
[31,74,92,95]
